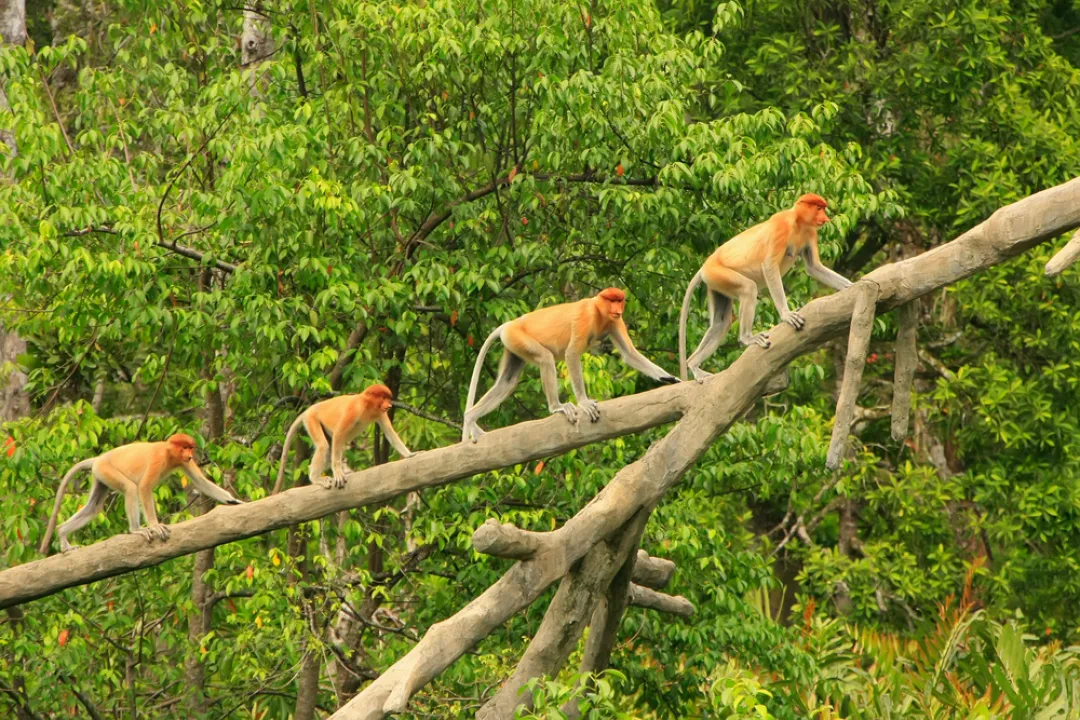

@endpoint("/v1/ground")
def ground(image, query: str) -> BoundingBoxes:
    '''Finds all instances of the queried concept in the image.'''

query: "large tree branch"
[2,177,1077,627]
[325,176,1080,719]
[5,386,692,608]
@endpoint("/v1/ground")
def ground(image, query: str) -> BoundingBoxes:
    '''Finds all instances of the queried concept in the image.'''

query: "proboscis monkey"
[39,433,243,554]
[272,383,414,495]
[678,193,852,381]
[462,287,679,443]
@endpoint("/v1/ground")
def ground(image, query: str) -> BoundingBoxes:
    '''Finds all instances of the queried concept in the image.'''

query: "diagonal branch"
[3,177,1079,634]
[325,179,1080,719]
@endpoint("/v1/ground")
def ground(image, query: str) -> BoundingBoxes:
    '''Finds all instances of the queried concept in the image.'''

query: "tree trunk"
[186,272,225,710]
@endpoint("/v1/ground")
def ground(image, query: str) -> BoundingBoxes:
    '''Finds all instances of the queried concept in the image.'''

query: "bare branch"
[472,519,549,560]
[627,584,694,619]
[891,301,918,441]
[1045,228,1080,277]
[630,550,675,590]
[826,282,880,470]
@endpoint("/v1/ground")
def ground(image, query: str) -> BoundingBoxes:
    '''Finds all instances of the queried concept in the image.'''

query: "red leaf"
[58,629,70,647]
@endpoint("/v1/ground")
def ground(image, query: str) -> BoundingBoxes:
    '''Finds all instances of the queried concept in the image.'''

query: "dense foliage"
[0,0,1078,717]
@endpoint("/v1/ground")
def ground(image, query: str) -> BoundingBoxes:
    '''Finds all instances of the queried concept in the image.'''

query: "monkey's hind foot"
[139,524,170,543]
[463,422,486,444]
[579,399,601,423]
[783,311,805,330]
[59,541,79,553]
[744,333,771,349]
[552,403,580,424]
[690,367,714,384]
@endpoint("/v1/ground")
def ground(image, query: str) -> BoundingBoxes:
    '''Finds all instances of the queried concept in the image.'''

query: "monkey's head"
[168,433,198,463]
[795,193,829,227]
[597,287,626,320]
[364,384,395,413]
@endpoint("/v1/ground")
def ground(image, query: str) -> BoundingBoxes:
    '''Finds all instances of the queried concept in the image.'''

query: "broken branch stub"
[826,282,880,471]
[631,549,675,589]
[891,301,919,441]
[1045,228,1080,277]
[472,520,548,560]
[628,584,695,619]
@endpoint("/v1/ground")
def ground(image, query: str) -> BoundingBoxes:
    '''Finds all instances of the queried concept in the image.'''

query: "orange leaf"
[246,565,254,581]
[4,437,14,458]
[467,334,475,347]
[58,629,70,647]
[450,310,459,326]
[534,461,545,475]
[616,163,624,177]
[507,166,518,183]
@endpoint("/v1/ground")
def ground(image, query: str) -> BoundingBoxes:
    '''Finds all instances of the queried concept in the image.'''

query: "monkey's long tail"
[272,415,306,496]
[678,270,704,381]
[462,324,508,442]
[39,458,95,555]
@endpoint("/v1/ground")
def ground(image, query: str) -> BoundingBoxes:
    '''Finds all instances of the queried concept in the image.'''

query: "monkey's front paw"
[658,375,680,385]
[553,403,579,424]
[226,497,244,505]
[402,451,417,459]
[579,400,601,423]
[332,471,348,489]
[60,542,79,553]
[320,475,336,490]
[783,311,805,330]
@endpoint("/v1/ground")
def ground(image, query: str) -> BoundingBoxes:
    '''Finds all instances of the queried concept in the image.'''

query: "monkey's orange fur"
[463,288,678,442]
[40,433,243,554]
[273,383,414,494]
[679,194,852,381]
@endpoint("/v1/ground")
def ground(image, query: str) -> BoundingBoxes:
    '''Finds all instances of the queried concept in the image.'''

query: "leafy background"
[1,0,1079,717]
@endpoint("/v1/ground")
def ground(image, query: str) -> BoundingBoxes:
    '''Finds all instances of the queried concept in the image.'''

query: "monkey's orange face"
[606,299,625,320]
[381,399,393,412]
[173,444,195,463]
[800,203,829,227]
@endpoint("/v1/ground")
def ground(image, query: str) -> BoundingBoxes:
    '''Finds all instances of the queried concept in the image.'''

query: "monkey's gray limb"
[891,301,919,441]
[826,282,879,471]
[1046,229,1080,276]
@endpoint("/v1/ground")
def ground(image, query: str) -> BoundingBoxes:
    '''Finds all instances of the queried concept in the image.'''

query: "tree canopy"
[2,0,1080,718]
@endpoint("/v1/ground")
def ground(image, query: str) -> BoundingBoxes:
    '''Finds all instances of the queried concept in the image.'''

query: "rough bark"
[826,282,879,470]
[477,512,648,720]
[630,550,675,590]
[241,2,273,66]
[1,177,1078,621]
[890,300,919,440]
